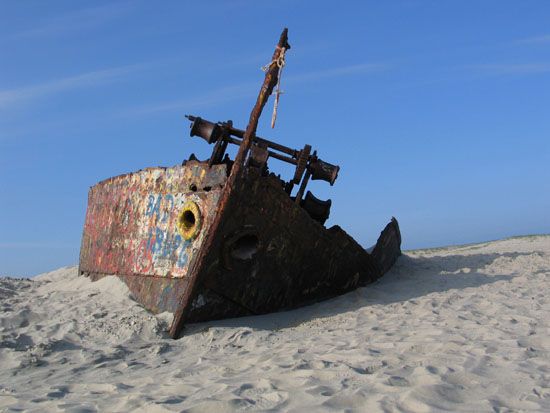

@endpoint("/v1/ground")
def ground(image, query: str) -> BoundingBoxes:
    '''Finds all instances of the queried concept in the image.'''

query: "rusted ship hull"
[79,160,401,337]
[79,28,402,338]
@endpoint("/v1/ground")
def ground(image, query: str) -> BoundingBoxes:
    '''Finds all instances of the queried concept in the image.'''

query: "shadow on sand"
[184,251,533,334]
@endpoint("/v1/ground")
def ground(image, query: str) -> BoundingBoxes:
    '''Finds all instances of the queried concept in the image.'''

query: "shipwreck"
[79,29,402,338]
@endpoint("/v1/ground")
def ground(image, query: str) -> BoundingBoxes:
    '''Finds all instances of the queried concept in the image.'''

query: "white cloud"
[514,34,550,45]
[123,81,259,116]
[0,63,151,108]
[0,242,74,249]
[8,1,134,39]
[125,62,388,115]
[286,63,388,83]
[467,63,550,75]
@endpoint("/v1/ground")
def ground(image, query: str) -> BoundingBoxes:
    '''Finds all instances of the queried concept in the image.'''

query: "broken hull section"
[79,162,401,337]
[179,168,401,328]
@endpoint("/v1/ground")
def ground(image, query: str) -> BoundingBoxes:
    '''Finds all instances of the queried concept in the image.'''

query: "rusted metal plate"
[79,162,227,279]
[87,272,191,314]
[170,168,401,334]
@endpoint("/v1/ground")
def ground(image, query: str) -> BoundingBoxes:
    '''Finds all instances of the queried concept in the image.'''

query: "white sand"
[1,235,549,412]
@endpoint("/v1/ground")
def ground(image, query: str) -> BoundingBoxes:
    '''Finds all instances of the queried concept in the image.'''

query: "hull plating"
[80,162,401,337]
[79,162,227,279]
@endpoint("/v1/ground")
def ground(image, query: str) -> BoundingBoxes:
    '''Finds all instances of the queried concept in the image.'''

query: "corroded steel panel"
[171,169,401,334]
[87,272,190,314]
[79,162,227,278]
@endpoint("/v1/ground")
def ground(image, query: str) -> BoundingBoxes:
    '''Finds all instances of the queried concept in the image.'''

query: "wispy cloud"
[0,242,74,249]
[125,62,388,115]
[286,63,388,83]
[0,63,152,108]
[123,81,259,116]
[8,1,134,39]
[466,63,550,75]
[513,34,550,45]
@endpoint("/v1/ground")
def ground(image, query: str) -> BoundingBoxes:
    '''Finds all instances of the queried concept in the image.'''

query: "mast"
[231,28,290,179]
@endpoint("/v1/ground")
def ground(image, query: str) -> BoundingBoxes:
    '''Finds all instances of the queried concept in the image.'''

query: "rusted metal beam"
[232,28,290,173]
[185,115,299,158]
[223,136,298,165]
[186,114,339,188]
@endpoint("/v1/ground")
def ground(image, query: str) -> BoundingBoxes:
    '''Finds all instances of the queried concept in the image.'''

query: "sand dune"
[1,235,549,412]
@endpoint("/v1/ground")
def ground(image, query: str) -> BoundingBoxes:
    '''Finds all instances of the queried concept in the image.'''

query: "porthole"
[177,201,201,240]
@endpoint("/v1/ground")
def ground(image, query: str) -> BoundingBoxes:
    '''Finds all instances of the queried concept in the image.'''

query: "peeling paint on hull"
[79,162,227,279]
[79,160,401,338]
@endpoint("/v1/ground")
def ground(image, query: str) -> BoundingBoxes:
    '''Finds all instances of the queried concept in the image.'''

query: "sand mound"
[1,235,549,412]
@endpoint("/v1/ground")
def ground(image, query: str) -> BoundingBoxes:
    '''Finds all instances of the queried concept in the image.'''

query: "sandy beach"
[1,235,549,412]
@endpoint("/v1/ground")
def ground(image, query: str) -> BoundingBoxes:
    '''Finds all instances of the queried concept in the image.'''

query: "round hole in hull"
[230,234,259,260]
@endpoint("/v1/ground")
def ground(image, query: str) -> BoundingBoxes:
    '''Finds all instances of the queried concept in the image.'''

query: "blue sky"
[1,0,549,276]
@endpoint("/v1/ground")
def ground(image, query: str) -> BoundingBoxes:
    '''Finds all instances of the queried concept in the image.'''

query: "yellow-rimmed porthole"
[177,201,201,240]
